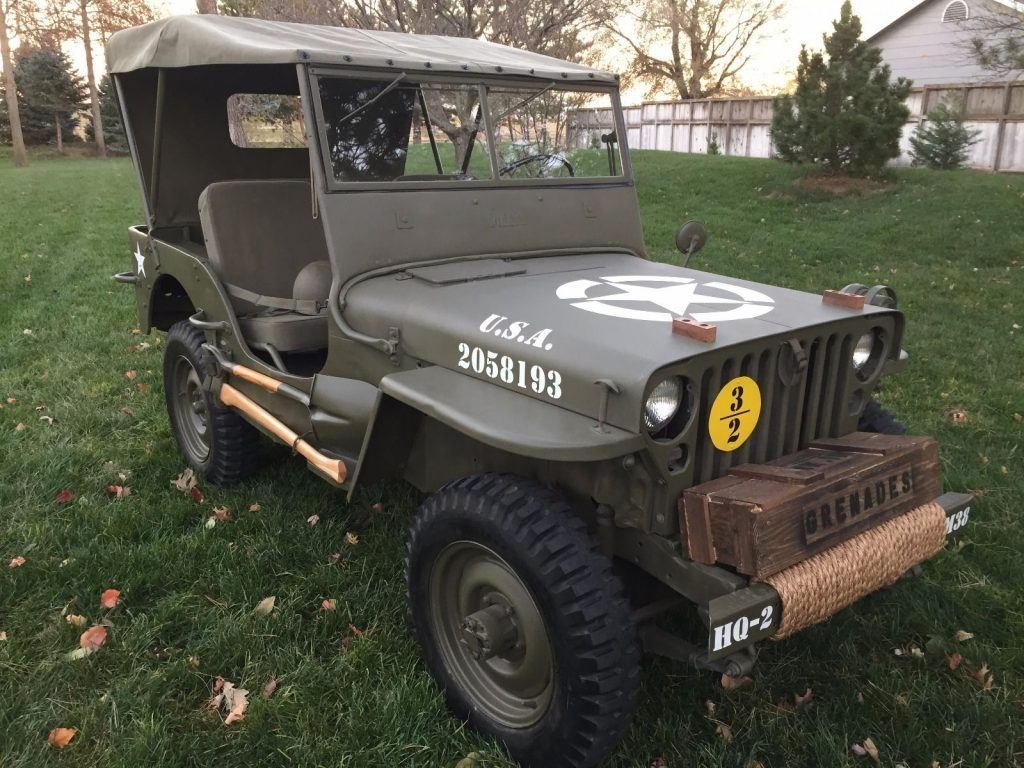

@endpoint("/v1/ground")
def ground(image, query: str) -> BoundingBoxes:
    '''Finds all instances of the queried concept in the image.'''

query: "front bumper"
[706,491,972,660]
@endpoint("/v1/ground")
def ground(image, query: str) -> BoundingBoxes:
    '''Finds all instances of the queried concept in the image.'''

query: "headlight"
[852,329,885,379]
[644,377,683,432]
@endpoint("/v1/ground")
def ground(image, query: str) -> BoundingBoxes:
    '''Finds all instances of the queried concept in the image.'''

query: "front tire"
[406,474,640,768]
[163,321,258,484]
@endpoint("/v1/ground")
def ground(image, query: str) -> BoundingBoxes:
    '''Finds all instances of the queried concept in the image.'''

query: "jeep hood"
[343,252,897,432]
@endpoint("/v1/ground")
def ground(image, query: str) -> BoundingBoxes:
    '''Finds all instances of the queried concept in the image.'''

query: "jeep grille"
[690,332,855,485]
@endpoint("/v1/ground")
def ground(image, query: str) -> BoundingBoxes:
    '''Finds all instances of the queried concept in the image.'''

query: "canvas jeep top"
[107,16,973,767]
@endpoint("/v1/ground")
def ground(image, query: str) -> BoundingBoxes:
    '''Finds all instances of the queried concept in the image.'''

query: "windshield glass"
[315,76,622,186]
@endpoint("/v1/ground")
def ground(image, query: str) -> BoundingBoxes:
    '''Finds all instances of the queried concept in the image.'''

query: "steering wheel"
[498,153,575,179]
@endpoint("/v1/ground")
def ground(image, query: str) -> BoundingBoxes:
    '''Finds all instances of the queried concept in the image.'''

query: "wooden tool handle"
[227,364,282,393]
[218,383,346,483]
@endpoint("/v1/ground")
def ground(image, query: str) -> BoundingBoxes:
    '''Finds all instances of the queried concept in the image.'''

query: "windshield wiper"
[491,82,557,124]
[334,72,406,126]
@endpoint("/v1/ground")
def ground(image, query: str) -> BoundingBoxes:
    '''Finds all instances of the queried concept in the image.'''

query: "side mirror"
[675,219,708,266]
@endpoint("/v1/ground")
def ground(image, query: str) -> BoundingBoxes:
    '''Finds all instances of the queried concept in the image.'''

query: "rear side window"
[226,94,306,148]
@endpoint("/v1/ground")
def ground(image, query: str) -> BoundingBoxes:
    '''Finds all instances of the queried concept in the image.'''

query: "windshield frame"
[306,66,632,192]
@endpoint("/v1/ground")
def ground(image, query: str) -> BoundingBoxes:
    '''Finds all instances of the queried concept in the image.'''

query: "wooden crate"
[680,433,942,578]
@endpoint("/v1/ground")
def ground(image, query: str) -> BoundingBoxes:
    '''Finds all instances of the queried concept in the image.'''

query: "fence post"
[994,82,1012,172]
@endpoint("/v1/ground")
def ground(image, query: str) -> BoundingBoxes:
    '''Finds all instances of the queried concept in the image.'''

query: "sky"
[67,0,923,99]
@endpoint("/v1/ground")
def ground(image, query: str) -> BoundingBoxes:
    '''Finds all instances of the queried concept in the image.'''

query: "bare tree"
[0,0,31,166]
[607,0,783,99]
[968,4,1023,78]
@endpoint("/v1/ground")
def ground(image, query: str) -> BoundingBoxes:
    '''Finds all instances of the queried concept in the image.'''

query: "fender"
[348,365,643,497]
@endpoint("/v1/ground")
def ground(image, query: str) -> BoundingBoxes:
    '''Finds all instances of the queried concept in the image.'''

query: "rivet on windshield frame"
[461,64,469,70]
[529,68,535,74]
[588,73,595,78]
[343,55,352,62]
[495,66,503,72]
[425,62,432,68]
[561,72,568,78]
[386,58,394,65]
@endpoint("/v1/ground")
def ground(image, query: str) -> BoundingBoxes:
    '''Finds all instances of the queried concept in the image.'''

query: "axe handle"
[218,383,345,483]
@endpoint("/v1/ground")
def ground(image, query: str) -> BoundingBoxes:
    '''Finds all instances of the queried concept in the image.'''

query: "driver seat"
[198,179,332,353]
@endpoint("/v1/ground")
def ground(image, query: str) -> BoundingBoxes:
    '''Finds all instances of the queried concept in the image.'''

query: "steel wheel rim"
[172,356,210,463]
[429,540,555,729]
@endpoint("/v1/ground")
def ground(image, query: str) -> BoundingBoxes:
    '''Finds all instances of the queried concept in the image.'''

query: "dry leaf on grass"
[100,589,121,609]
[125,370,137,380]
[248,503,261,512]
[649,758,667,768]
[80,625,107,651]
[863,738,879,762]
[0,631,7,641]
[9,556,26,569]
[40,415,54,426]
[794,687,814,708]
[209,679,249,724]
[704,700,716,717]
[720,673,753,690]
[971,663,994,690]
[15,422,26,432]
[254,596,276,616]
[47,727,77,748]
[954,630,974,642]
[106,485,131,498]
[307,514,320,526]
[321,599,337,611]
[5,396,16,404]
[262,678,278,700]
[327,552,341,564]
[344,532,359,546]
[55,489,75,504]
[714,722,733,742]
[191,486,205,504]
[371,502,384,513]
[947,408,967,424]
[211,506,232,522]
[948,652,963,670]
[65,614,87,628]
[171,469,197,493]
[454,753,481,768]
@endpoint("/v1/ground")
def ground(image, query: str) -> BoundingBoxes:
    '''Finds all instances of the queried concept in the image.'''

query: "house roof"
[105,15,617,84]
[867,0,1024,41]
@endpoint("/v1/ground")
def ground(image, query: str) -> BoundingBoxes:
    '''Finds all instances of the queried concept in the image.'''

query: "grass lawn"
[1,148,1022,768]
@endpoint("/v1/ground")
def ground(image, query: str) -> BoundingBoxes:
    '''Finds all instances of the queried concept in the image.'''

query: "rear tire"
[406,474,640,768]
[858,398,906,435]
[163,321,258,484]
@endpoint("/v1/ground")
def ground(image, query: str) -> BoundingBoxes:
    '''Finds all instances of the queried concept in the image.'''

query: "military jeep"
[108,16,972,767]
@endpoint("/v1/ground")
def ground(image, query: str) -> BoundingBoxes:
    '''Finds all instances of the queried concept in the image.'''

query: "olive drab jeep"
[107,15,973,767]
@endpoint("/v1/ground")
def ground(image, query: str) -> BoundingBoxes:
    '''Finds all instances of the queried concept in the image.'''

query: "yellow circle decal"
[708,376,762,452]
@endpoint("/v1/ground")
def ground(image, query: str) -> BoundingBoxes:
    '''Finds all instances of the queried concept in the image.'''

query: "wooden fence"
[572,82,1024,172]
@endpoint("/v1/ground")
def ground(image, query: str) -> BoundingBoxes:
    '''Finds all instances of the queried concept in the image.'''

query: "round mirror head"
[675,219,709,257]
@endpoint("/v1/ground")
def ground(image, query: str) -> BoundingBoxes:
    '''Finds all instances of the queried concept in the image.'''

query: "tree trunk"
[0,3,28,167]
[196,0,217,13]
[56,115,63,153]
[80,0,105,156]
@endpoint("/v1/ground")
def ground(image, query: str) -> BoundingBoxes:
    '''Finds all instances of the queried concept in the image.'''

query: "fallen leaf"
[0,630,7,641]
[947,408,967,424]
[704,699,716,717]
[971,663,994,690]
[1000,465,1008,475]
[262,678,278,700]
[371,502,384,513]
[119,405,134,417]
[125,370,137,380]
[212,676,225,694]
[720,673,752,690]
[307,514,320,526]
[24,273,31,283]
[895,692,909,706]
[715,722,733,742]
[80,625,108,652]
[187,655,200,668]
[948,652,963,670]
[211,506,232,522]
[955,630,975,642]
[9,556,26,568]
[649,759,667,768]
[794,687,814,708]
[222,682,249,724]
[191,486,205,504]
[15,422,26,432]
[344,531,359,545]
[55,489,76,504]
[321,598,337,611]
[100,589,121,609]
[204,517,217,530]
[851,743,867,757]
[910,645,925,659]
[248,503,261,512]
[455,753,481,768]
[47,727,77,748]
[5,397,15,404]
[40,415,54,426]
[327,552,341,564]
[137,382,149,394]
[106,484,131,498]
[171,469,197,493]
[856,691,865,704]
[34,404,45,412]
[863,737,879,762]
[254,596,276,616]
[1013,412,1022,423]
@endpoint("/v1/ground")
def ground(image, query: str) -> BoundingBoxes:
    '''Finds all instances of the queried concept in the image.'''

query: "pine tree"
[86,74,127,152]
[771,1,912,176]
[909,96,980,170]
[13,48,86,150]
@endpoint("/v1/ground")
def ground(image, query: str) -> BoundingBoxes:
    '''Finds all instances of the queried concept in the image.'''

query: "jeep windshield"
[314,75,624,188]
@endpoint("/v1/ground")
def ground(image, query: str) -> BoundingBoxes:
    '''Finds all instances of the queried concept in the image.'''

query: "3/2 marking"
[457,343,562,399]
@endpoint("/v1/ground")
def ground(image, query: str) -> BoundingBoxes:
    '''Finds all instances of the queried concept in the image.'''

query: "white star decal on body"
[555,275,775,322]
[134,243,146,278]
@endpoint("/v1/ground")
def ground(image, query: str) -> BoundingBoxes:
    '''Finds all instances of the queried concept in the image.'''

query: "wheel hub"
[458,596,518,661]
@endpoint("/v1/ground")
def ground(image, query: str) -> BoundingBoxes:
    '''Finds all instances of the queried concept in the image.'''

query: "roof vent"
[942,0,969,22]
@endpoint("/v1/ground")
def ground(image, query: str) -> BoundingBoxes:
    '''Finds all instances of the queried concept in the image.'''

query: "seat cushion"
[238,312,328,353]
[198,179,331,316]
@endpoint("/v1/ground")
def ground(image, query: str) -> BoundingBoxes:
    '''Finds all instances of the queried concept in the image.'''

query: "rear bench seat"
[198,179,332,353]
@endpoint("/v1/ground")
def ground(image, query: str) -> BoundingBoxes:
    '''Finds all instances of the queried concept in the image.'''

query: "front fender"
[348,366,643,495]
